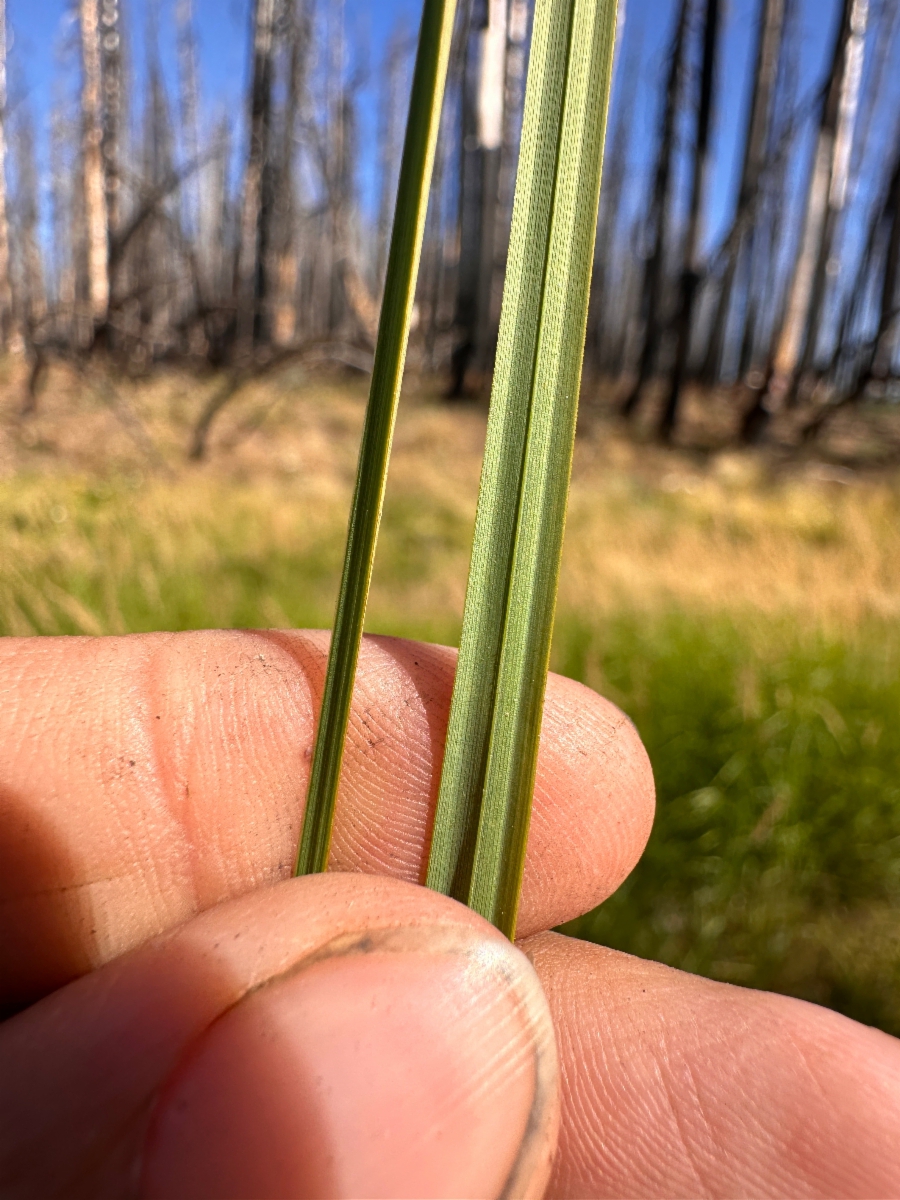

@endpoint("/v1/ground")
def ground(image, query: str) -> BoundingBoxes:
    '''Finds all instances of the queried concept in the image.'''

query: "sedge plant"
[297,0,618,940]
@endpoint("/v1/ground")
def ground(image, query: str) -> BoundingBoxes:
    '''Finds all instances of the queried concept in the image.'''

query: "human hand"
[1,631,898,1198]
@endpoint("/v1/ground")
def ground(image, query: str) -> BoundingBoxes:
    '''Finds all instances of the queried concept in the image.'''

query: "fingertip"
[139,888,559,1200]
[1,876,559,1200]
[142,939,545,1199]
[517,674,655,936]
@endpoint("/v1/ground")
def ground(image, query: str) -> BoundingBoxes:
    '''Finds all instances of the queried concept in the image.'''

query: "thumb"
[0,874,559,1200]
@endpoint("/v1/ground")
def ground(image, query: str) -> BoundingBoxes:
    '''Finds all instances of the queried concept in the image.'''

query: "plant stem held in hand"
[427,0,619,937]
[295,0,458,877]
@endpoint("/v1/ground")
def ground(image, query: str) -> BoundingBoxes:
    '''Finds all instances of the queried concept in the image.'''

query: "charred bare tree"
[743,0,868,442]
[48,103,77,345]
[703,0,786,383]
[12,111,46,330]
[620,0,690,420]
[131,35,177,356]
[450,0,507,396]
[4,0,900,467]
[802,138,900,441]
[236,0,277,356]
[176,0,208,324]
[865,150,900,393]
[100,0,123,237]
[176,0,201,242]
[737,0,799,388]
[271,0,310,347]
[332,88,377,343]
[796,0,867,378]
[419,1,468,371]
[13,110,47,414]
[656,0,721,443]
[588,20,639,375]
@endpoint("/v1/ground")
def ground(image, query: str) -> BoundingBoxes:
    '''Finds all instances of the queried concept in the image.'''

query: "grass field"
[2,362,900,1033]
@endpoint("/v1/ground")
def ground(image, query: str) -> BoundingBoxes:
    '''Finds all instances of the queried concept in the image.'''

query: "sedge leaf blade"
[469,0,619,934]
[427,0,618,936]
[426,0,576,902]
[296,0,458,877]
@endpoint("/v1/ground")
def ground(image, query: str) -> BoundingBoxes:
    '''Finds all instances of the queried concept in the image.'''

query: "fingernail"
[140,927,558,1200]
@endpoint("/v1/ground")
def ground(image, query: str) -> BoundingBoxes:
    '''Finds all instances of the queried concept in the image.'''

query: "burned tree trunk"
[49,104,77,345]
[868,152,900,390]
[809,141,900,437]
[472,0,506,374]
[656,0,721,443]
[100,0,123,237]
[332,87,378,342]
[14,111,46,330]
[421,2,469,371]
[450,0,507,396]
[743,0,868,441]
[797,0,867,379]
[272,0,309,347]
[14,110,47,414]
[620,0,690,419]
[176,0,203,281]
[704,0,786,383]
[235,0,277,356]
[588,20,638,375]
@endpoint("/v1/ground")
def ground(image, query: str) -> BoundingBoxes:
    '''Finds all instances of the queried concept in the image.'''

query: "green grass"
[559,614,900,1036]
[1,457,898,1033]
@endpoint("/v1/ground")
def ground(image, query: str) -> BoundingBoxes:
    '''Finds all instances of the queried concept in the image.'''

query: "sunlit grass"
[2,373,899,1030]
[559,613,900,1036]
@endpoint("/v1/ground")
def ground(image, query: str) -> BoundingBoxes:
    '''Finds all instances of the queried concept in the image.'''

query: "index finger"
[0,629,654,1009]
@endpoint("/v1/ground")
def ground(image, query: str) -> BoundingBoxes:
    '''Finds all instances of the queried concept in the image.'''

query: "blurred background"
[0,0,898,1034]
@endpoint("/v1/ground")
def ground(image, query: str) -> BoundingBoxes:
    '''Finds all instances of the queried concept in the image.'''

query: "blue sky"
[2,0,872,248]
[8,0,423,220]
[8,0,422,100]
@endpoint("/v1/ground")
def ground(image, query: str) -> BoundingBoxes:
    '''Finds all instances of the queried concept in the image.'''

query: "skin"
[0,629,899,1199]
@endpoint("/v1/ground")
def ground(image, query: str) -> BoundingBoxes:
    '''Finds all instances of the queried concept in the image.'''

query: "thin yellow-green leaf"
[295,0,458,877]
[427,0,618,936]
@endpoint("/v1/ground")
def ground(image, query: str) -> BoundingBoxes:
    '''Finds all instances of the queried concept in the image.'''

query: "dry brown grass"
[2,356,899,641]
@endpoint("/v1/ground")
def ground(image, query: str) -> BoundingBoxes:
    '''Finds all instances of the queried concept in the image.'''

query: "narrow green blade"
[426,0,577,904]
[296,0,458,877]
[427,0,618,937]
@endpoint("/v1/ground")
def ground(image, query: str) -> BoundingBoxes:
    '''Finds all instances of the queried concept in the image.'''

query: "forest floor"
[2,356,900,1035]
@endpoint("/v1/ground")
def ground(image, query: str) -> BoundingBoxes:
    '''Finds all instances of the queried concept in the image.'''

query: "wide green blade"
[427,0,618,936]
[296,0,458,877]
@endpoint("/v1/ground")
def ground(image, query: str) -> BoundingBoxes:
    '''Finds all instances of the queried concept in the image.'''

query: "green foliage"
[558,614,900,1035]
